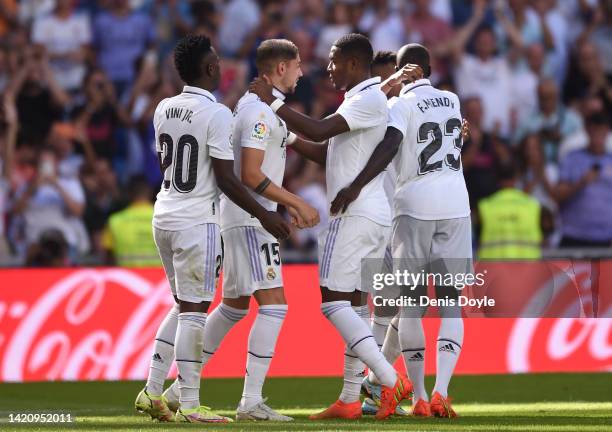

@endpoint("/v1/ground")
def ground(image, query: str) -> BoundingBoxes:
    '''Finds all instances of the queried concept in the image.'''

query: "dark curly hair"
[174,35,213,85]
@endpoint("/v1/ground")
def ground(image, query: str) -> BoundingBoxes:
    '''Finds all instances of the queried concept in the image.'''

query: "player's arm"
[291,136,328,166]
[249,79,349,142]
[212,158,290,239]
[208,108,291,239]
[241,147,320,228]
[330,127,403,215]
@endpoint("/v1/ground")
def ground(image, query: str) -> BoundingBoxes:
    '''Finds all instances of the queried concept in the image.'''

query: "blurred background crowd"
[0,0,610,267]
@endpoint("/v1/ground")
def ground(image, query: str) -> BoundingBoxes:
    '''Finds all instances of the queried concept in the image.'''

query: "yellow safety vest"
[107,203,159,267]
[478,189,542,260]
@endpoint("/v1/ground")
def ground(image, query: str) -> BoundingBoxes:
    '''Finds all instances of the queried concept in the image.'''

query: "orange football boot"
[375,373,413,420]
[412,399,432,417]
[309,400,362,420]
[430,391,457,418]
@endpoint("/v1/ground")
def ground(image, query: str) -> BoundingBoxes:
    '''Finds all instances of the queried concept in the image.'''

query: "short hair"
[174,35,213,85]
[372,51,397,69]
[397,43,431,77]
[127,175,152,202]
[255,39,299,74]
[586,112,609,128]
[497,161,518,182]
[333,33,373,67]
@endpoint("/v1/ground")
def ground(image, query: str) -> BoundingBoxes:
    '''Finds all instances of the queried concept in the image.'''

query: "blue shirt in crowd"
[558,149,612,242]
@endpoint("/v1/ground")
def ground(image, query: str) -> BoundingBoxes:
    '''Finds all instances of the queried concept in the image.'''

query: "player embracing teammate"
[136,33,468,423]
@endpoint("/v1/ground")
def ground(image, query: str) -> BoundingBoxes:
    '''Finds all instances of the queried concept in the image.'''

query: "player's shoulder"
[438,88,461,105]
[236,93,276,124]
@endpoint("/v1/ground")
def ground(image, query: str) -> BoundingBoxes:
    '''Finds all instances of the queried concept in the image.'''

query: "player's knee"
[179,300,211,313]
[222,296,250,310]
[253,287,286,305]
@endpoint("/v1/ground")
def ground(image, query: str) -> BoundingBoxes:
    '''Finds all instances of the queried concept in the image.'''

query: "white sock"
[321,301,397,388]
[399,317,428,402]
[202,303,248,366]
[146,304,179,396]
[175,312,207,410]
[339,305,368,403]
[433,317,463,398]
[369,315,401,385]
[371,314,392,349]
[240,305,288,410]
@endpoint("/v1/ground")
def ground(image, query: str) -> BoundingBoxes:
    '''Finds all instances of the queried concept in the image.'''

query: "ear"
[277,61,286,75]
[206,62,215,77]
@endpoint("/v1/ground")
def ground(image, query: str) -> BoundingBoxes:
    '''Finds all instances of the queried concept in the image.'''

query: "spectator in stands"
[31,0,92,93]
[11,147,89,258]
[102,175,158,267]
[314,1,353,66]
[556,113,612,248]
[358,0,405,52]
[580,0,612,76]
[93,0,156,97]
[452,2,513,138]
[478,162,546,259]
[516,133,560,245]
[9,45,70,144]
[25,228,69,267]
[217,0,260,57]
[564,40,612,114]
[461,96,511,208]
[0,92,17,260]
[405,0,455,84]
[81,158,123,261]
[72,69,129,163]
[515,79,584,163]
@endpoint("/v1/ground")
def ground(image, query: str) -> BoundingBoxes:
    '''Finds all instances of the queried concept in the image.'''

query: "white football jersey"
[388,79,470,220]
[382,96,399,210]
[153,86,234,231]
[327,77,391,226]
[221,89,292,230]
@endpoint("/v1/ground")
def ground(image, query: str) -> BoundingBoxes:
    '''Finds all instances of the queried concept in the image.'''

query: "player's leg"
[393,215,435,415]
[312,217,411,420]
[173,223,231,423]
[164,228,251,407]
[339,291,368,406]
[135,227,180,421]
[237,227,292,421]
[429,216,472,418]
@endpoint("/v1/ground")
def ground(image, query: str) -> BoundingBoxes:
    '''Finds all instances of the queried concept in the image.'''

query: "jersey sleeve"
[152,99,168,153]
[207,107,235,160]
[337,92,386,131]
[387,98,411,138]
[239,107,274,151]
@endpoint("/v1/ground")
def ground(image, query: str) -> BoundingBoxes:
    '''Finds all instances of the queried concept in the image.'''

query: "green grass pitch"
[0,373,610,431]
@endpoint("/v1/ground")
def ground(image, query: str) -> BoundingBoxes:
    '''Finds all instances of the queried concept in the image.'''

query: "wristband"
[286,132,297,146]
[270,98,285,113]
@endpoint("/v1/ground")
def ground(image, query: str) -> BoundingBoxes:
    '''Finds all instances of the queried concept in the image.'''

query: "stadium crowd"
[0,0,611,266]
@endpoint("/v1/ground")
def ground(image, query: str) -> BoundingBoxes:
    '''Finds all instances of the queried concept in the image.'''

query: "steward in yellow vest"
[478,164,545,259]
[103,177,158,267]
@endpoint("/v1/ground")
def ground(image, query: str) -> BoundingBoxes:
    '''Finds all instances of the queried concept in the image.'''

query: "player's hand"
[295,202,320,228]
[330,185,360,215]
[259,210,291,239]
[287,206,307,228]
[461,119,470,140]
[388,64,423,87]
[249,77,275,105]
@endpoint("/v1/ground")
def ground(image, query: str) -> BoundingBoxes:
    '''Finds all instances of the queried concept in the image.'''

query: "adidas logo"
[178,374,183,382]
[355,370,366,378]
[439,343,456,355]
[152,353,163,363]
[409,352,424,361]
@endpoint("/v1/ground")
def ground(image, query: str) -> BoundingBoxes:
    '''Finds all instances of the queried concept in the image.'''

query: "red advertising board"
[0,264,609,382]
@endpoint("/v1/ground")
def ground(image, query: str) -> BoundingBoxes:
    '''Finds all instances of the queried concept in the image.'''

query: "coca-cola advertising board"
[0,263,610,382]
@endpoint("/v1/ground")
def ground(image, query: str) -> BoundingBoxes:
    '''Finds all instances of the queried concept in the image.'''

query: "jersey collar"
[345,76,381,99]
[400,78,432,96]
[182,85,216,103]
